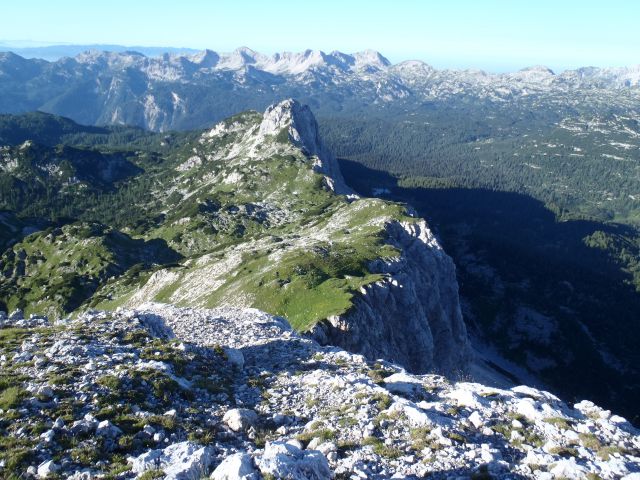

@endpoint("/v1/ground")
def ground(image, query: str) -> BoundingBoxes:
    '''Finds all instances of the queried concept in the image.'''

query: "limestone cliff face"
[311,218,471,376]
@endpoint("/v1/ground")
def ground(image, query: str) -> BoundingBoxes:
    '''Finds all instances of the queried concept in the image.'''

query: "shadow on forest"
[339,158,640,425]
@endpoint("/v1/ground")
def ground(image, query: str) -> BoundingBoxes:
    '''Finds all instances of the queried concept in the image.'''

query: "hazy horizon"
[1,40,639,74]
[2,0,639,73]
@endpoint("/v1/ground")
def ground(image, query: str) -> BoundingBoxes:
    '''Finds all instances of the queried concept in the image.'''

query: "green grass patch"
[0,328,31,347]
[543,416,573,430]
[297,426,336,443]
[0,386,26,410]
[362,436,403,459]
[548,446,579,458]
[579,433,602,450]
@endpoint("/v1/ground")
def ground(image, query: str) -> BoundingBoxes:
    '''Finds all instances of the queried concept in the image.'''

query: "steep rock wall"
[311,218,471,376]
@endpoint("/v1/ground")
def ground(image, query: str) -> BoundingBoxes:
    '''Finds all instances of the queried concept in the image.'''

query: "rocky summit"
[0,304,638,479]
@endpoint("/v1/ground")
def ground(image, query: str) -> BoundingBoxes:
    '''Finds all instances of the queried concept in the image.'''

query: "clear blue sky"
[2,0,638,72]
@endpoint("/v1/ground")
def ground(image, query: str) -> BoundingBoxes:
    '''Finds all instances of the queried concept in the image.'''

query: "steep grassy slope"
[0,222,180,318]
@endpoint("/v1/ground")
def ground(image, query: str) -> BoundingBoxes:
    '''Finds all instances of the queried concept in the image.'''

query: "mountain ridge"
[0,99,471,377]
[3,45,640,79]
[1,47,639,135]
[2,102,640,423]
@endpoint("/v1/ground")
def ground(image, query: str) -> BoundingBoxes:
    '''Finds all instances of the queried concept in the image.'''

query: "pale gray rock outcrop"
[224,347,245,370]
[1,305,639,479]
[223,408,258,432]
[96,420,122,438]
[37,460,59,479]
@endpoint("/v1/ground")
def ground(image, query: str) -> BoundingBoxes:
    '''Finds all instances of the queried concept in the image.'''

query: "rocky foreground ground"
[0,304,639,479]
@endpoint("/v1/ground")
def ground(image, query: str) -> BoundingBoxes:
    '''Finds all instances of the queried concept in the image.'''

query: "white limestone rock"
[96,420,122,438]
[5,302,640,480]
[468,411,484,429]
[40,429,55,443]
[256,441,332,480]
[447,386,483,409]
[383,372,424,395]
[129,442,212,480]
[313,217,471,376]
[210,453,259,480]
[549,458,587,479]
[258,99,350,195]
[37,460,59,478]
[224,347,244,370]
[223,409,259,432]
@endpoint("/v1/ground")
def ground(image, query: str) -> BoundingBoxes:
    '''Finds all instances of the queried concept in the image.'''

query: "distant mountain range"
[0,43,200,61]
[0,47,639,131]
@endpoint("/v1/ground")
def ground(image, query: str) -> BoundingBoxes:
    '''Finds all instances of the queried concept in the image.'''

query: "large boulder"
[223,409,258,432]
[549,458,587,479]
[129,442,212,480]
[210,453,259,480]
[96,420,122,438]
[383,372,424,396]
[224,347,245,370]
[37,460,59,479]
[256,441,331,480]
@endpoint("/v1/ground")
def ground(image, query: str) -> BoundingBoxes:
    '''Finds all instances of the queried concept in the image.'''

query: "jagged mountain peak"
[0,51,23,61]
[392,59,436,75]
[562,64,640,87]
[6,47,640,93]
[213,46,266,70]
[352,49,391,69]
[234,46,259,56]
[259,99,319,151]
[189,49,220,67]
[268,49,329,74]
[506,65,556,84]
[74,49,146,67]
[201,48,393,75]
[274,49,324,60]
[259,99,350,193]
[232,46,265,63]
